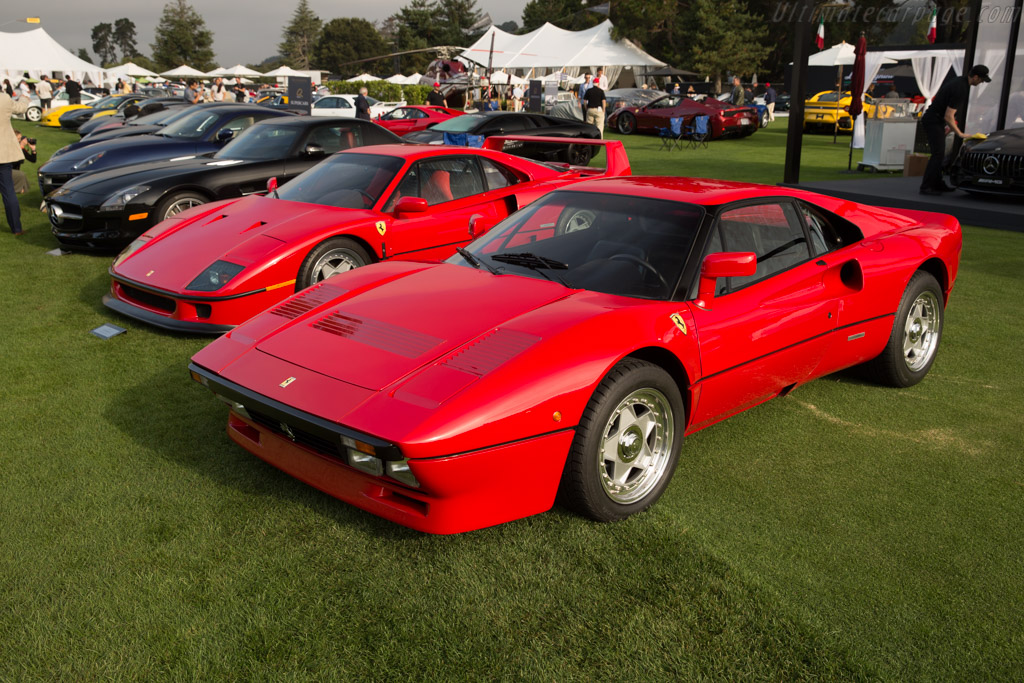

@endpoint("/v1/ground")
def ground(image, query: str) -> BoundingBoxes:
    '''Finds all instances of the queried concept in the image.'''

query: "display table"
[859,117,919,172]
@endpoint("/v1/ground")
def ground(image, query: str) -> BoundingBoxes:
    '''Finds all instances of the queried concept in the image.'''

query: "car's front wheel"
[863,271,944,387]
[616,112,636,135]
[759,109,769,128]
[566,143,593,166]
[26,106,42,122]
[297,237,372,290]
[157,191,207,221]
[560,359,684,522]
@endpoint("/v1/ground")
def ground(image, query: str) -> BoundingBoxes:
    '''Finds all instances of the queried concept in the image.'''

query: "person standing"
[355,87,372,120]
[512,83,524,111]
[65,76,82,105]
[234,82,247,103]
[185,80,201,104]
[212,77,226,102]
[427,82,447,107]
[730,76,745,105]
[583,80,606,138]
[764,82,777,122]
[577,73,592,105]
[1,90,30,235]
[594,67,607,90]
[36,76,53,112]
[919,64,990,195]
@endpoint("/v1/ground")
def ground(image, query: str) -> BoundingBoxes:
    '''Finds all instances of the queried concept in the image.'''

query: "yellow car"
[43,93,148,129]
[39,90,102,126]
[803,91,878,133]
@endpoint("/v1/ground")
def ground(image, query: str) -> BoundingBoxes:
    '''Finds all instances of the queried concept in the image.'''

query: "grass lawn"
[1,122,1021,680]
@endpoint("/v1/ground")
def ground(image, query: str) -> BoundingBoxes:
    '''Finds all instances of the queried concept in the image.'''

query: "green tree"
[608,0,688,68]
[113,18,139,61]
[435,0,483,45]
[388,0,441,73]
[278,0,322,70]
[77,48,94,64]
[521,0,603,32]
[91,23,117,66]
[150,0,216,70]
[690,0,769,93]
[314,18,389,77]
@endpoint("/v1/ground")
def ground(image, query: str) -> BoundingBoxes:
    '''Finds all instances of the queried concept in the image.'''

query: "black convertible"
[949,127,1024,197]
[402,111,601,165]
[45,117,402,250]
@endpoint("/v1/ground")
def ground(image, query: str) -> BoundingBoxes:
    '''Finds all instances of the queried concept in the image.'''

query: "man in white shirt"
[594,68,608,90]
[36,76,53,112]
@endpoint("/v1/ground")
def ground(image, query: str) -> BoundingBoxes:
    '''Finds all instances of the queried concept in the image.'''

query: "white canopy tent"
[107,62,159,79]
[487,70,528,86]
[262,65,306,78]
[346,72,380,82]
[216,64,264,78]
[0,27,106,86]
[460,20,665,88]
[160,64,208,78]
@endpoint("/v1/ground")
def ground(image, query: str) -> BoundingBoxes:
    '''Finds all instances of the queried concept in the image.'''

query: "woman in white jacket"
[1,91,30,235]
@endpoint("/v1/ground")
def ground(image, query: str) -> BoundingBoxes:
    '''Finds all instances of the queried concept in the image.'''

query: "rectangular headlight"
[386,460,420,488]
[347,449,383,476]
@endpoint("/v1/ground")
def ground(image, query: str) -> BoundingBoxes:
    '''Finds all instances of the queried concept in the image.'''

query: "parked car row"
[24,98,962,535]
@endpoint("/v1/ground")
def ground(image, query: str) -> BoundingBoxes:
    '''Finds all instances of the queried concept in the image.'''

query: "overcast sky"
[4,0,525,67]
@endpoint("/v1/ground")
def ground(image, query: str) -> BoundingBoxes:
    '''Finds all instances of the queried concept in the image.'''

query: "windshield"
[129,107,187,126]
[453,190,704,300]
[160,108,243,139]
[276,153,404,209]
[91,96,118,109]
[215,124,301,160]
[430,114,487,133]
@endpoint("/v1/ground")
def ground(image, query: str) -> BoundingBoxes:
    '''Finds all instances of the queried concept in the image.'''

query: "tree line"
[79,0,972,86]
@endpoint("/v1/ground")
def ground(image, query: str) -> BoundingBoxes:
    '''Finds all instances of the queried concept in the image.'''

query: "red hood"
[116,196,379,291]
[255,263,571,391]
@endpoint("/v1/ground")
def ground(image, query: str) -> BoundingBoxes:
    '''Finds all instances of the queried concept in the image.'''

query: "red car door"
[685,201,838,430]
[382,156,519,261]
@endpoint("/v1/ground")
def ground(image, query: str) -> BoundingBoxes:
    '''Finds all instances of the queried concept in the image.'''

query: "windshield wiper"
[490,251,573,287]
[456,246,501,275]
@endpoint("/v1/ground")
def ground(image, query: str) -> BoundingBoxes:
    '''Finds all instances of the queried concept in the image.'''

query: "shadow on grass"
[104,360,423,541]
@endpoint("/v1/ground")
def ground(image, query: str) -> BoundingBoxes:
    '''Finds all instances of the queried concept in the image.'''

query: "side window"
[314,97,335,108]
[337,98,353,109]
[223,115,257,134]
[479,158,520,191]
[382,157,485,210]
[306,125,358,153]
[798,202,844,256]
[713,202,810,291]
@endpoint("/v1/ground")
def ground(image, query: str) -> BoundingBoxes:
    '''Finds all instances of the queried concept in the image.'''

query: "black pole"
[783,0,814,184]
[996,0,1023,129]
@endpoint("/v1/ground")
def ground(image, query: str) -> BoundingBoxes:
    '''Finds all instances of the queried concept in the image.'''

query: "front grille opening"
[121,284,175,313]
[194,303,212,319]
[247,409,344,461]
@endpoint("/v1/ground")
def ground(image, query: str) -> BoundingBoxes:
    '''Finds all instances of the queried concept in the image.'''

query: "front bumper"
[192,364,575,534]
[46,198,151,250]
[106,273,290,333]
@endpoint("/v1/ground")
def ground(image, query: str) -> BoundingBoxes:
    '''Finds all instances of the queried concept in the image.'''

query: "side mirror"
[394,196,428,216]
[302,143,325,158]
[216,128,235,142]
[468,214,496,238]
[266,177,278,194]
[695,252,756,309]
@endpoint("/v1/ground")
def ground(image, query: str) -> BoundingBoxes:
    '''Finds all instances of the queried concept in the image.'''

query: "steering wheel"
[355,189,374,208]
[610,254,669,292]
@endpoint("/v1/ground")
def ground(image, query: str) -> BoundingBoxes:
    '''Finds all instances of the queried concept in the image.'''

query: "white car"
[311,94,405,119]
[16,89,102,122]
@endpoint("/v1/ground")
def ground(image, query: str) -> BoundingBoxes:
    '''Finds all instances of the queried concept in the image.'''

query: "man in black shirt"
[584,83,606,138]
[920,64,990,195]
[64,77,82,105]
[355,87,371,121]
[427,82,447,108]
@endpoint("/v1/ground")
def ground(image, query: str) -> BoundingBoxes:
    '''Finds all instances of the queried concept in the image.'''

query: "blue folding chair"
[656,117,684,150]
[686,115,710,149]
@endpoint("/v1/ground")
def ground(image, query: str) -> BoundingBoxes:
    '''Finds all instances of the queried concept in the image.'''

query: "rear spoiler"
[483,135,631,177]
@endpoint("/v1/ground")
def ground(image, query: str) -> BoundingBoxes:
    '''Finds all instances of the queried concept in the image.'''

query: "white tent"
[460,20,664,88]
[213,64,265,78]
[0,27,106,86]
[160,64,208,78]
[347,72,380,82]
[107,62,159,79]
[488,70,528,86]
[262,65,307,78]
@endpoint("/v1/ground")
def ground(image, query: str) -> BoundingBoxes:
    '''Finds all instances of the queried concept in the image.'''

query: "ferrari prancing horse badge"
[670,313,687,335]
[376,221,387,236]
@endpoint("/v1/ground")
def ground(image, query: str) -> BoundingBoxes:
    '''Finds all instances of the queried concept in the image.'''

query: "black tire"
[560,359,684,522]
[156,191,207,221]
[566,143,593,166]
[759,110,769,128]
[616,112,636,135]
[296,237,372,290]
[26,106,42,122]
[862,271,944,387]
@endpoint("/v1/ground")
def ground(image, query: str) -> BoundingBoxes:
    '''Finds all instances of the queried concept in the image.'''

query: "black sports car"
[38,104,293,195]
[949,127,1024,197]
[45,117,402,250]
[57,94,152,131]
[55,104,195,158]
[76,98,188,137]
[402,111,601,165]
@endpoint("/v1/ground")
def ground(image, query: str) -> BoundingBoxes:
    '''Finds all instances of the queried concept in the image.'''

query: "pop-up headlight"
[186,261,245,292]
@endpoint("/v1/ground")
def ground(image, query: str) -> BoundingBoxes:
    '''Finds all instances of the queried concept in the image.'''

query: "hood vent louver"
[269,283,341,320]
[442,329,540,376]
[312,312,443,359]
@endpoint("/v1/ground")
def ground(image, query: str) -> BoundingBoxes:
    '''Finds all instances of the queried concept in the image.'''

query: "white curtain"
[947,49,964,76]
[852,53,891,149]
[912,55,955,101]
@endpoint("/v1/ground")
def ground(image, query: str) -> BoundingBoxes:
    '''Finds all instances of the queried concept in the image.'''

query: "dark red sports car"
[105,137,630,333]
[189,177,962,534]
[375,105,464,136]
[609,94,759,139]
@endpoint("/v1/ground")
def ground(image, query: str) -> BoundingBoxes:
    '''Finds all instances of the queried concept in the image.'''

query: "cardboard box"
[903,152,929,177]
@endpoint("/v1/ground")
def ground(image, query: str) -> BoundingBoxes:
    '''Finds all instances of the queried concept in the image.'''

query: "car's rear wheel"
[26,106,42,122]
[863,271,944,387]
[616,112,636,135]
[157,191,207,221]
[297,237,372,290]
[560,359,684,522]
[759,109,769,128]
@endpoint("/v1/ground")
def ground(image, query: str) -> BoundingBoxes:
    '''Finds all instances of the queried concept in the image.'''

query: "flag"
[815,15,825,50]
[927,8,937,43]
